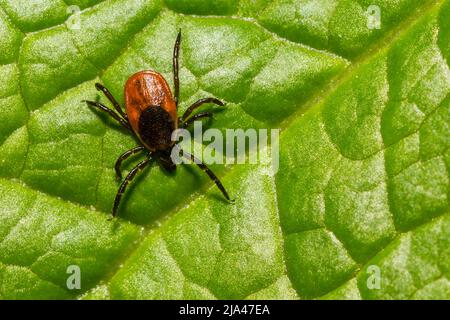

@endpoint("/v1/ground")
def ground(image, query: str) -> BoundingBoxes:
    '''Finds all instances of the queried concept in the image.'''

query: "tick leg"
[84,100,131,132]
[173,30,181,107]
[180,148,233,203]
[114,146,146,180]
[181,112,213,128]
[182,98,224,122]
[95,83,128,120]
[113,156,153,217]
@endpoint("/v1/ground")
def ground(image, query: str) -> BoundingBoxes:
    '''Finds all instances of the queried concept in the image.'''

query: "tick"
[84,31,233,217]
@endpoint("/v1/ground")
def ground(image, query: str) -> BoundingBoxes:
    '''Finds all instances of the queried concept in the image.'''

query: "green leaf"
[0,0,448,299]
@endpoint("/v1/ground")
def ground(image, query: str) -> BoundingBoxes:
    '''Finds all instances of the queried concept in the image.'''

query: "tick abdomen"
[138,106,175,150]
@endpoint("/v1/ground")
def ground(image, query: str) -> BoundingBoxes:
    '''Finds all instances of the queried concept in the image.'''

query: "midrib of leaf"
[75,0,447,298]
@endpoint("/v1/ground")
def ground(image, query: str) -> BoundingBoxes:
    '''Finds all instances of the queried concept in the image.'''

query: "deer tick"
[84,31,233,217]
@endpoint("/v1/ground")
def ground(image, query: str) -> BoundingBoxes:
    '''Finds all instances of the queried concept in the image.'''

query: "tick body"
[84,31,233,217]
[125,71,177,151]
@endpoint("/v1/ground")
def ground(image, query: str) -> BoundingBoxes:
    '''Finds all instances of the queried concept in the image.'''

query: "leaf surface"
[0,0,448,299]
